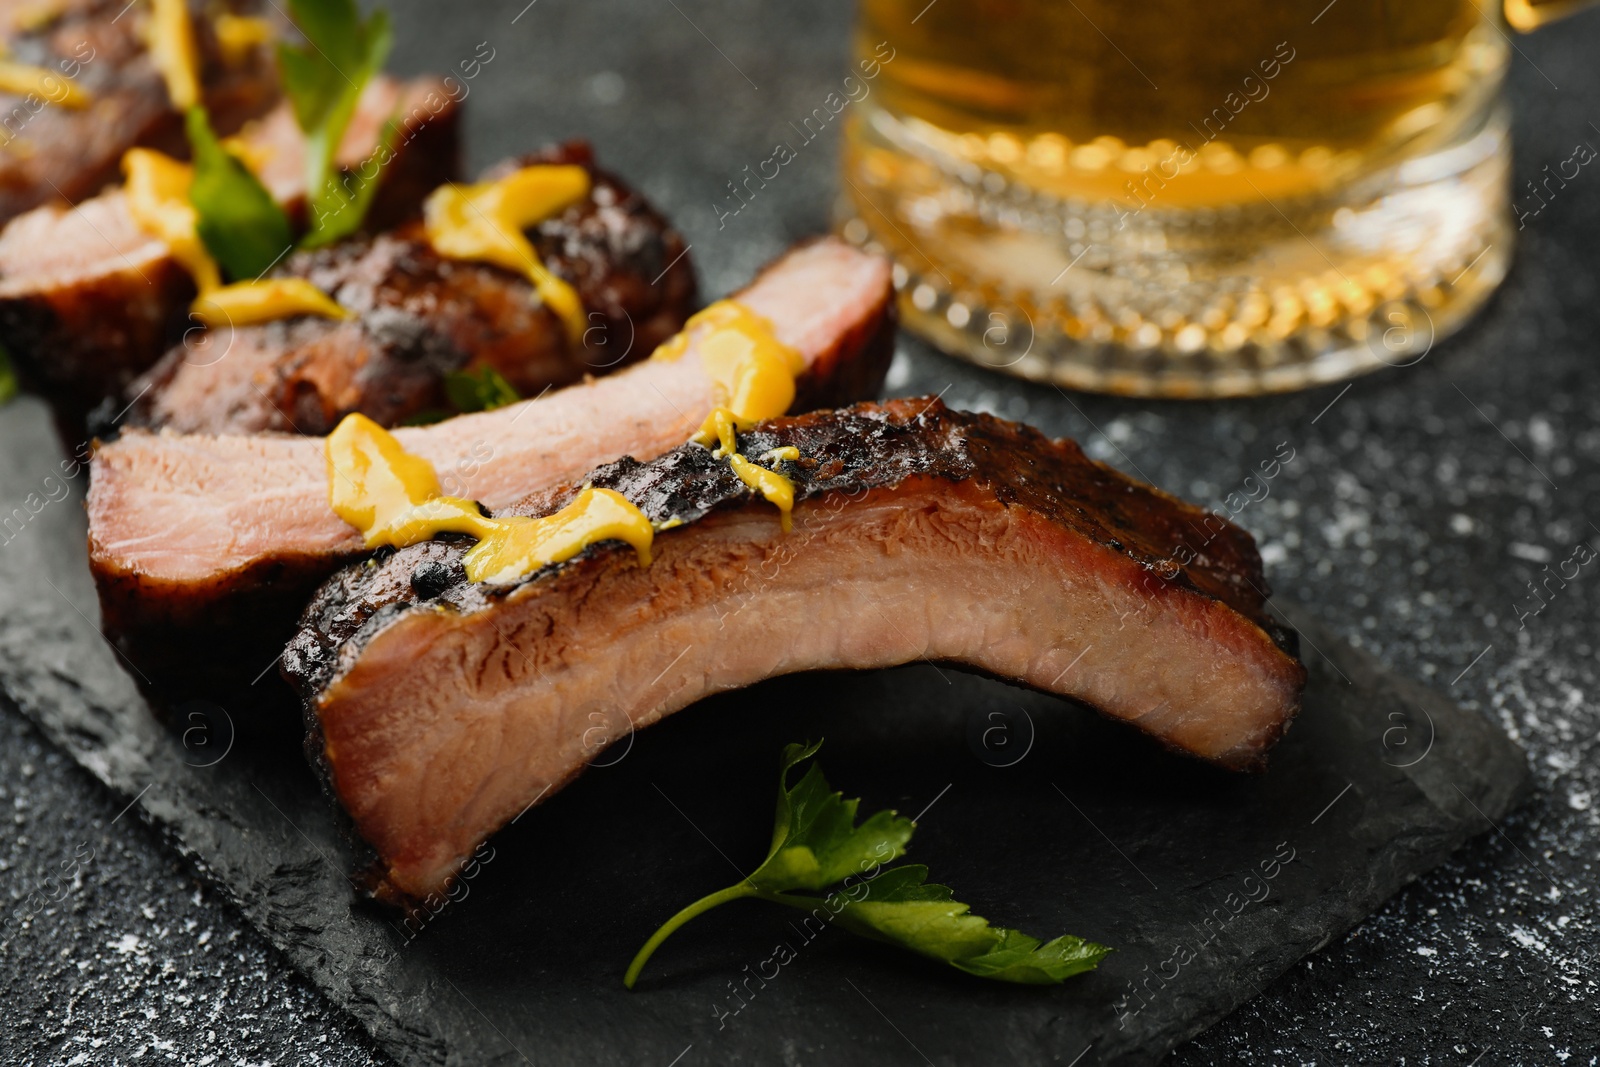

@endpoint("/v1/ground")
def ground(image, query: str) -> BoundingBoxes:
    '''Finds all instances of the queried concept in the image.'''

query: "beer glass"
[840,0,1590,396]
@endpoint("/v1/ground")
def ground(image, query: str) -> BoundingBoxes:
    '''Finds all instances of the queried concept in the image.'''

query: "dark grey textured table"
[2,1,1596,1063]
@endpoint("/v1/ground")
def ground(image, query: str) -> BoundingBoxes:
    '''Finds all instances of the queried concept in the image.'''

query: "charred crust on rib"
[409,558,462,600]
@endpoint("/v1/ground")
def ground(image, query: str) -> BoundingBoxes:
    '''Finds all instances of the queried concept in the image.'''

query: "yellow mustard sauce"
[0,58,90,107]
[122,148,220,293]
[651,300,807,530]
[650,301,805,430]
[121,149,347,326]
[218,131,275,174]
[424,166,591,345]
[326,413,654,585]
[192,278,351,328]
[213,14,276,65]
[147,0,199,110]
[701,408,800,532]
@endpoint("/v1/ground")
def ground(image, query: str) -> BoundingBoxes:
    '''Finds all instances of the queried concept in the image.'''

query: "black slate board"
[0,396,1526,1066]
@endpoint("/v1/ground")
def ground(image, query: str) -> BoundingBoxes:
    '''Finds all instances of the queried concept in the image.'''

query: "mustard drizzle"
[0,59,90,107]
[423,166,591,345]
[326,414,653,585]
[147,0,199,110]
[214,14,276,65]
[651,299,807,527]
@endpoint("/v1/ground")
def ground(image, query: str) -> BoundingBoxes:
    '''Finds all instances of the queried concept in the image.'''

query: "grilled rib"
[0,0,278,225]
[105,142,696,435]
[282,397,1306,899]
[0,74,460,420]
[87,238,894,691]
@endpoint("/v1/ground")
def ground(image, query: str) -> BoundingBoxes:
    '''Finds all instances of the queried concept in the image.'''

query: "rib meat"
[88,238,893,690]
[106,142,696,435]
[0,0,278,225]
[282,398,1306,899]
[0,74,460,420]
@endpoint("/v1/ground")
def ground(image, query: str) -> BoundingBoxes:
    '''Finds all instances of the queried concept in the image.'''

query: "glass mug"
[839,0,1591,397]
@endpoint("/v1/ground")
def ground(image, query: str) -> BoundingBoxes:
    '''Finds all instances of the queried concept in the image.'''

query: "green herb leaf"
[748,740,915,892]
[623,742,1110,988]
[398,408,451,427]
[0,342,18,406]
[186,107,294,281]
[443,366,521,414]
[827,865,1112,983]
[278,0,393,245]
[301,118,400,249]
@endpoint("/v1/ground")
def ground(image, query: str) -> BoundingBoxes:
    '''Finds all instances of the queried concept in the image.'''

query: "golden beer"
[841,0,1522,395]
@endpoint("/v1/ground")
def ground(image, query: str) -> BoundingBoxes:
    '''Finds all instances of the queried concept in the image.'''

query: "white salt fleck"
[1509,542,1552,563]
[109,933,143,955]
[1528,415,1555,452]
[1510,926,1549,953]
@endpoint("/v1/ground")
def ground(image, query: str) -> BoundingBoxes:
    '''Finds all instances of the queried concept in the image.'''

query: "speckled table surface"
[2,1,1597,1064]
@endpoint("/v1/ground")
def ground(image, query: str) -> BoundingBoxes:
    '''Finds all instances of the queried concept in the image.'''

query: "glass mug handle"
[1504,0,1600,30]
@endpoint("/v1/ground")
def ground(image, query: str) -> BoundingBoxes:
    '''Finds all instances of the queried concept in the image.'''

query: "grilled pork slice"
[0,74,460,420]
[0,0,278,224]
[89,238,893,691]
[109,142,696,435]
[282,398,1306,899]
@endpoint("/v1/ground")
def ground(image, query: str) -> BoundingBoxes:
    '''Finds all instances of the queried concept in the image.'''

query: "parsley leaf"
[186,107,294,281]
[624,742,1111,988]
[398,408,451,427]
[751,739,915,891]
[443,366,521,414]
[0,343,18,406]
[278,0,393,247]
[399,367,519,425]
[185,2,394,277]
[826,865,1111,983]
[304,117,401,248]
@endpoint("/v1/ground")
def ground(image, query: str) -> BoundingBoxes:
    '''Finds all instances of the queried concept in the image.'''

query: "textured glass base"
[839,101,1513,398]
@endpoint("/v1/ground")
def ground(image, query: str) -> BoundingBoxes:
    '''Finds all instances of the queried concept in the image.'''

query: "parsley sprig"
[444,366,521,414]
[277,0,393,246]
[399,367,522,425]
[624,742,1111,988]
[0,343,17,406]
[187,0,393,281]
